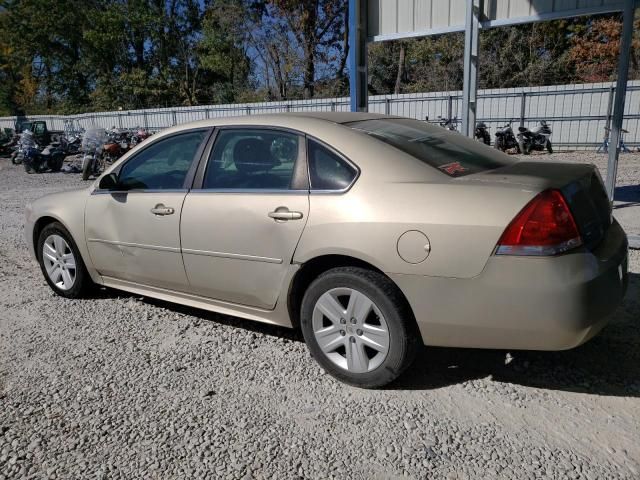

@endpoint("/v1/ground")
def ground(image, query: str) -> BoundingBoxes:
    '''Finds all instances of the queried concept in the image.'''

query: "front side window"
[203,129,299,190]
[118,130,207,190]
[308,140,357,190]
[346,118,514,177]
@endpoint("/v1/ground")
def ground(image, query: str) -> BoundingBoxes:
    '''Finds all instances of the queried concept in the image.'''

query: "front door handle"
[268,207,303,221]
[150,204,175,216]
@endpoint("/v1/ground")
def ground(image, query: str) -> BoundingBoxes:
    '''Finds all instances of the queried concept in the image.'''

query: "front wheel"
[82,154,94,181]
[37,222,92,298]
[546,140,553,154]
[300,267,419,388]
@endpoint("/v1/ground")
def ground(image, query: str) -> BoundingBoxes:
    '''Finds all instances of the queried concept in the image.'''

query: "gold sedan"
[25,113,629,387]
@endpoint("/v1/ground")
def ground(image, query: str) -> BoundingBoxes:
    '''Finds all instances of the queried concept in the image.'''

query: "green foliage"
[0,2,636,116]
[367,13,639,95]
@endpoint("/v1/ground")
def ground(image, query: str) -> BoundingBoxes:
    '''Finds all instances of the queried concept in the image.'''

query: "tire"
[482,131,491,145]
[82,154,94,181]
[300,267,420,388]
[23,162,35,174]
[48,155,64,172]
[494,137,503,151]
[518,138,529,155]
[546,140,553,154]
[37,222,92,298]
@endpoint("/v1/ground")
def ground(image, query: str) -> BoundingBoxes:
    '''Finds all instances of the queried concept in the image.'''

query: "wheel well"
[287,254,414,329]
[32,216,59,253]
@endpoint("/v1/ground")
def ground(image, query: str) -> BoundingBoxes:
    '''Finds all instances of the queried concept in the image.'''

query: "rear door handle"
[150,204,175,216]
[268,207,303,221]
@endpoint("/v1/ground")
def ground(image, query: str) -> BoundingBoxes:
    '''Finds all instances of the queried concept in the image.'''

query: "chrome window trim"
[188,189,308,195]
[91,188,188,195]
[305,135,360,194]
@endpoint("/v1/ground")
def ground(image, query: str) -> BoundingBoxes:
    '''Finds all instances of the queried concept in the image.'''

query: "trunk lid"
[461,161,612,250]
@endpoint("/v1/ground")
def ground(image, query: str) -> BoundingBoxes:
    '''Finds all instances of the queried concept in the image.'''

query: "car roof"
[154,112,401,137]
[280,111,399,124]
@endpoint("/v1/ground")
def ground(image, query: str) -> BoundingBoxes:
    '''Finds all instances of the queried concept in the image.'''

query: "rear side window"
[308,140,357,190]
[346,118,513,177]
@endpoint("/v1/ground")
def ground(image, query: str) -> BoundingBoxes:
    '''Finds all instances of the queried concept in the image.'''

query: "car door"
[180,127,309,309]
[85,129,210,291]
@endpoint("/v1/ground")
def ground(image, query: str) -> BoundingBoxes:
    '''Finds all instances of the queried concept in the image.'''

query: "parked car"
[25,113,629,388]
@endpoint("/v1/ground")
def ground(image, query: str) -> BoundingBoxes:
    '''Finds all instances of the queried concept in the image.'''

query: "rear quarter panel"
[295,175,538,278]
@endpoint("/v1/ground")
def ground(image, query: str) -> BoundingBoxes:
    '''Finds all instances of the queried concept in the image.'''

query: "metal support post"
[519,92,526,128]
[605,0,634,201]
[462,0,481,136]
[349,0,368,112]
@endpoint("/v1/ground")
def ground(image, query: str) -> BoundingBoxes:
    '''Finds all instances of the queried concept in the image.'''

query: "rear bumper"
[391,219,629,350]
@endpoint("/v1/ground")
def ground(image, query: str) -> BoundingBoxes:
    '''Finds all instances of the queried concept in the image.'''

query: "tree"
[198,0,252,104]
[480,20,574,89]
[269,0,345,98]
[569,16,640,83]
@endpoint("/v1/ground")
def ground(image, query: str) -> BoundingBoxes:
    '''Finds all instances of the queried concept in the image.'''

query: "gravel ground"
[0,152,639,480]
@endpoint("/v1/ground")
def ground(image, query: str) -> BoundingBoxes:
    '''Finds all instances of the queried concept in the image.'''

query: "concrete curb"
[629,234,640,250]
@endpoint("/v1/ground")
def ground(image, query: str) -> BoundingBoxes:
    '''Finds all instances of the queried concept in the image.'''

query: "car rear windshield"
[346,118,513,177]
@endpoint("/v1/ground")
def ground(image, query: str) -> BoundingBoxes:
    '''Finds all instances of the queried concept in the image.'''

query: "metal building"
[349,0,637,199]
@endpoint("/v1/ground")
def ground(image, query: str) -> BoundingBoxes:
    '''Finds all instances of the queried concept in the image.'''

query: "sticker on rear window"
[438,161,467,176]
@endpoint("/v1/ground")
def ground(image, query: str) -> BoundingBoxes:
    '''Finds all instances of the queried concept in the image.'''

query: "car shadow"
[87,288,305,343]
[91,272,639,398]
[613,184,640,209]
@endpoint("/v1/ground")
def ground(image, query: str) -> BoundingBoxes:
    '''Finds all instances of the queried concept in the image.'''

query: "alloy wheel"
[312,287,390,373]
[42,234,76,291]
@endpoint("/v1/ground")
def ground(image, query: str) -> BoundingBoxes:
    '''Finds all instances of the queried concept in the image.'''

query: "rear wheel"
[546,140,553,154]
[37,222,92,298]
[494,137,503,151]
[300,267,419,388]
[48,155,64,172]
[518,138,529,155]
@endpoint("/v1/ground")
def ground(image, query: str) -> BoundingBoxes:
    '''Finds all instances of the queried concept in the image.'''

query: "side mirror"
[98,172,119,190]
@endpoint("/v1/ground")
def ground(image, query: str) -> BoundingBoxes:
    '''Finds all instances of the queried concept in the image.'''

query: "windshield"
[346,118,514,177]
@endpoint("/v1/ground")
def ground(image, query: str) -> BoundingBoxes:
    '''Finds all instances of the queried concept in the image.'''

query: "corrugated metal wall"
[368,0,626,38]
[1,81,638,149]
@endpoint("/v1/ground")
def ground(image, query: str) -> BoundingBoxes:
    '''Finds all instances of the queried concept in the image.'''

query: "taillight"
[496,189,582,256]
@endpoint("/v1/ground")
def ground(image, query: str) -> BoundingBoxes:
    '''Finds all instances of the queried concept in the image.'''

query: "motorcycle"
[20,131,65,173]
[517,121,553,154]
[0,129,19,158]
[474,122,491,145]
[13,130,37,165]
[81,127,108,180]
[437,116,458,131]
[494,122,520,153]
[102,128,132,164]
